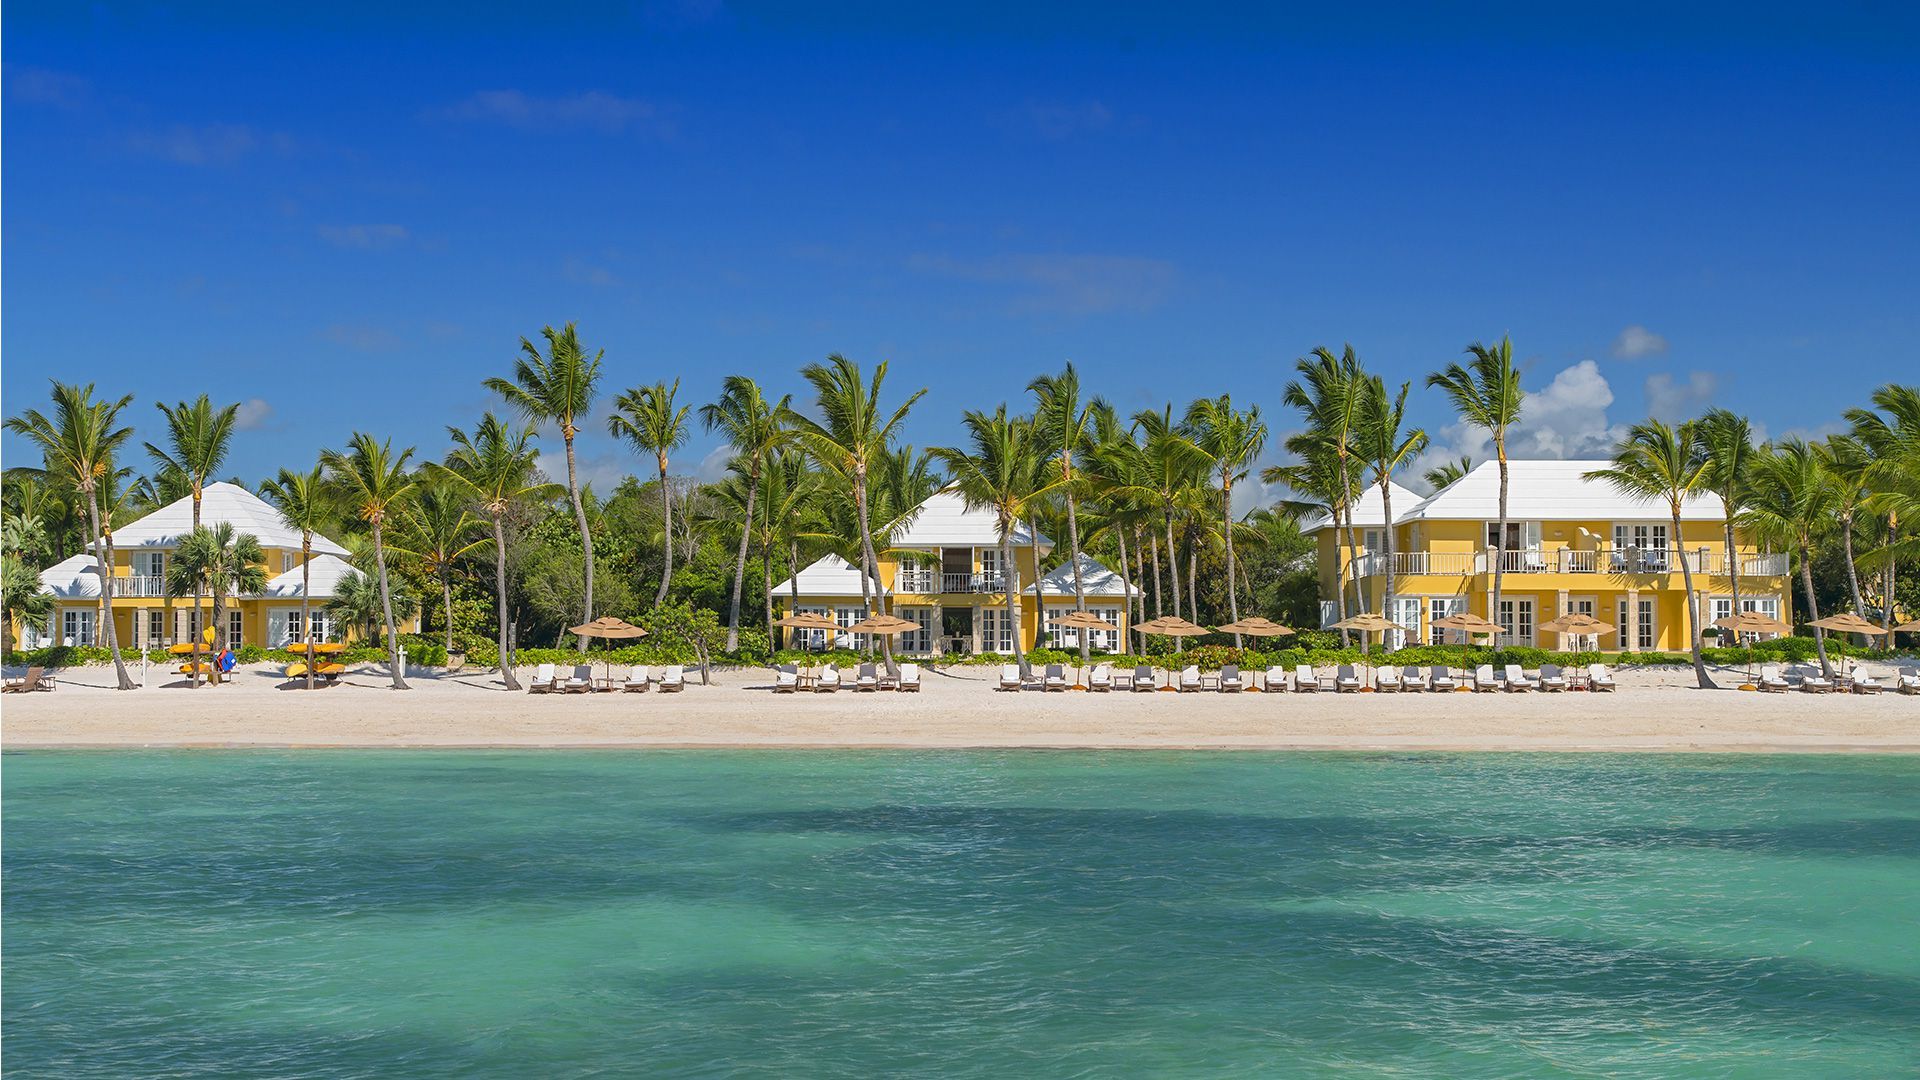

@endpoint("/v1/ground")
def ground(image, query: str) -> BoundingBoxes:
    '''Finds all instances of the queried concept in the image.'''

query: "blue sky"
[6,2,1917,506]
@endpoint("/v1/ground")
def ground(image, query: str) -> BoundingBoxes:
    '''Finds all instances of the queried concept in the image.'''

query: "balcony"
[108,575,168,598]
[938,571,1007,594]
[1351,548,1788,580]
[1349,552,1478,578]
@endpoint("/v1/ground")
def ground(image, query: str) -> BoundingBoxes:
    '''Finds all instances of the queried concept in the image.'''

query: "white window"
[131,551,164,579]
[1498,597,1535,647]
[898,607,933,654]
[229,610,245,650]
[834,606,868,650]
[978,548,1003,590]
[1429,597,1464,644]
[895,554,935,594]
[1614,523,1670,572]
[1618,598,1656,650]
[147,610,167,647]
[20,615,53,649]
[176,609,203,646]
[1362,528,1384,555]
[792,606,832,650]
[282,552,299,573]
[62,608,95,647]
[1388,597,1421,649]
[1486,522,1539,551]
[1715,595,1783,642]
[979,606,1016,654]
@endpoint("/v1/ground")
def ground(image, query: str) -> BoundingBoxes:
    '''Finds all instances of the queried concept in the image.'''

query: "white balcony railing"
[1351,547,1789,580]
[108,575,168,598]
[939,572,1007,594]
[896,569,935,593]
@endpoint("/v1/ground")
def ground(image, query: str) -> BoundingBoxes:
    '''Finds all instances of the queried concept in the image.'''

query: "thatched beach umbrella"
[1133,616,1208,689]
[1331,612,1400,683]
[1054,611,1119,688]
[570,616,648,682]
[1808,612,1887,679]
[1431,611,1504,646]
[1539,611,1615,651]
[773,610,839,651]
[1215,617,1296,638]
[1713,610,1795,687]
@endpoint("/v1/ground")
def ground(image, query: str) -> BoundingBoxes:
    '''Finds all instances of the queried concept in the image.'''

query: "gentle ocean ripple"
[4,751,1918,1078]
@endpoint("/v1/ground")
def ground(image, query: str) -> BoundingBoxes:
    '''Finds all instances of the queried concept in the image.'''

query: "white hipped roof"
[39,554,105,599]
[1401,459,1728,522]
[772,554,885,598]
[1302,481,1422,533]
[260,555,356,599]
[889,490,1049,551]
[1027,554,1137,598]
[38,552,358,600]
[106,482,351,555]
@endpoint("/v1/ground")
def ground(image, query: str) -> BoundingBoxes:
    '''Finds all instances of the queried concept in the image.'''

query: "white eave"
[772,554,885,598]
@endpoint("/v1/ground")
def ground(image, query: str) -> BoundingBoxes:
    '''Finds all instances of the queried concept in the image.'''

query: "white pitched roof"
[772,554,885,598]
[260,555,357,599]
[39,554,104,598]
[1401,459,1728,521]
[1027,554,1137,598]
[106,482,350,555]
[888,490,1049,550]
[1302,481,1422,533]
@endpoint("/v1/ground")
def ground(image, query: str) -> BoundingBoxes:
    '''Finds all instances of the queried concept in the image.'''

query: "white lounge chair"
[1131,665,1159,692]
[1088,664,1112,692]
[773,665,798,693]
[1374,664,1401,692]
[1587,663,1616,691]
[855,663,879,691]
[1538,664,1568,692]
[1795,664,1833,694]
[528,663,557,694]
[563,664,593,693]
[814,664,841,692]
[1295,664,1321,692]
[1852,668,1887,695]
[999,664,1023,691]
[1401,666,1427,691]
[1264,665,1289,692]
[623,666,652,692]
[1334,665,1362,692]
[658,664,685,693]
[1219,664,1244,692]
[898,663,921,692]
[1178,665,1203,692]
[1473,664,1500,692]
[1503,664,1537,692]
[1044,664,1068,692]
[1899,666,1920,694]
[1758,664,1790,692]
[1428,666,1458,692]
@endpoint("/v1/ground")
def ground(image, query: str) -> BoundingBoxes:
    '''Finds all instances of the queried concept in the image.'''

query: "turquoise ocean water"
[4,751,1917,1078]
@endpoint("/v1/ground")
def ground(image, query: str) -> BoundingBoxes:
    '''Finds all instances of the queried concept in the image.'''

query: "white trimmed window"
[228,610,245,650]
[980,606,1016,654]
[1388,597,1421,649]
[1497,597,1535,647]
[62,608,95,647]
[1428,597,1464,644]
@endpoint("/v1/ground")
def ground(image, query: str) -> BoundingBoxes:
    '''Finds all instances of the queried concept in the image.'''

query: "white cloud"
[233,398,274,431]
[907,252,1176,315]
[317,224,409,249]
[10,67,89,108]
[1644,371,1719,421]
[694,444,736,483]
[1610,324,1669,359]
[432,90,669,136]
[1411,359,1630,483]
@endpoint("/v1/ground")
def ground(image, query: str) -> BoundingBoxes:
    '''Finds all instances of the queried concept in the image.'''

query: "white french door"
[1429,597,1464,644]
[1498,597,1535,647]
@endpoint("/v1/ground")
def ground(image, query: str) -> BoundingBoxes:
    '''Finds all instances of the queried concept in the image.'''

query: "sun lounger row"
[772,663,923,692]
[527,664,685,693]
[1758,663,1920,694]
[982,661,1619,693]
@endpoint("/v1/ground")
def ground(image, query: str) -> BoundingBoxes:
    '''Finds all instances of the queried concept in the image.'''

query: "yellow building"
[20,482,409,651]
[1310,460,1791,651]
[774,490,1136,655]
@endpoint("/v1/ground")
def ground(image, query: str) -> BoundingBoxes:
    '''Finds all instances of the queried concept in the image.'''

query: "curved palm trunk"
[1491,439,1509,643]
[564,430,594,651]
[1001,525,1025,677]
[492,515,519,691]
[88,495,135,690]
[1798,542,1830,678]
[1164,511,1183,654]
[372,519,408,690]
[788,539,802,649]
[190,491,204,686]
[655,454,674,607]
[850,468,893,675]
[1379,479,1397,647]
[1187,544,1198,627]
[1114,526,1133,635]
[1222,476,1242,648]
[302,537,315,691]
[725,468,758,653]
[1674,507,1715,689]
[441,574,455,654]
[1148,528,1164,618]
[1340,503,1362,654]
[761,535,775,647]
[1065,486,1088,667]
[1840,511,1867,645]
[1723,515,1742,616]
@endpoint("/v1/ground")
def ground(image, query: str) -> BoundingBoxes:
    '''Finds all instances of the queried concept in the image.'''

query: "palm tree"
[1586,421,1716,689]
[1427,336,1524,631]
[931,407,1056,677]
[431,414,554,690]
[145,395,239,648]
[3,553,54,649]
[1086,405,1152,627]
[608,379,692,607]
[1184,395,1268,647]
[329,569,421,643]
[6,383,138,689]
[1122,406,1208,652]
[1283,346,1368,643]
[1817,436,1875,637]
[1423,456,1473,492]
[259,465,332,690]
[1738,439,1840,678]
[1846,384,1920,638]
[789,355,926,674]
[322,433,418,689]
[1353,376,1428,645]
[1029,364,1103,665]
[392,480,487,655]
[1694,409,1754,617]
[163,523,269,684]
[1266,438,1359,636]
[485,322,602,647]
[699,376,792,651]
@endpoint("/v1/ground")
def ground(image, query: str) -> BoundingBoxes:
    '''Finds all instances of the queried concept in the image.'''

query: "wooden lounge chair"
[1044,664,1068,692]
[1428,666,1458,692]
[1334,665,1362,692]
[774,664,799,693]
[1374,664,1401,692]
[1757,664,1790,693]
[1503,664,1538,692]
[2,666,53,693]
[1851,668,1887,695]
[1472,664,1500,692]
[814,664,841,692]
[1400,666,1427,691]
[1218,664,1244,692]
[1295,664,1321,692]
[658,665,685,693]
[1088,664,1113,692]
[528,663,557,694]
[563,665,593,693]
[623,666,652,692]
[998,664,1023,691]
[1899,666,1920,695]
[1538,664,1568,692]
[898,663,922,692]
[1131,665,1158,692]
[1587,663,1616,691]
[855,663,880,691]
[1794,664,1833,694]
[1178,665,1203,692]
[1264,665,1289,692]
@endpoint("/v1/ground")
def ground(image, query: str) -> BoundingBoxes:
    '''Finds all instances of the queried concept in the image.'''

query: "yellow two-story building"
[1310,460,1791,652]
[19,482,401,651]
[775,490,1136,655]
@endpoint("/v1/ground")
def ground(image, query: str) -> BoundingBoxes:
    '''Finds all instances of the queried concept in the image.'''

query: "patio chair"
[1131,665,1159,692]
[1587,663,1616,691]
[528,663,557,694]
[1852,668,1888,694]
[898,663,922,692]
[1374,664,1401,692]
[998,664,1023,691]
[1088,664,1113,692]
[855,663,880,691]
[1295,664,1322,692]
[2,666,51,693]
[1219,664,1244,692]
[1472,664,1500,692]
[1334,665,1362,692]
[1264,665,1288,691]
[1400,666,1427,691]
[1899,666,1920,694]
[1044,664,1068,692]
[563,665,593,693]
[1178,665,1203,692]
[814,664,841,692]
[1793,664,1833,694]
[1758,664,1790,692]
[774,664,798,693]
[1503,664,1538,692]
[658,665,685,692]
[1539,664,1568,692]
[1428,666,1458,692]
[624,666,652,692]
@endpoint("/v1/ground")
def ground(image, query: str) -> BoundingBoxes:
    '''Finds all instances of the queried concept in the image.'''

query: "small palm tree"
[1739,439,1841,677]
[1817,435,1875,631]
[609,379,692,608]
[485,323,603,647]
[1693,408,1754,617]
[391,480,487,656]
[1184,395,1268,646]
[3,553,54,649]
[430,414,555,690]
[5,382,138,689]
[1353,376,1429,644]
[699,376,792,651]
[164,523,268,685]
[145,395,239,648]
[1428,337,1524,627]
[329,570,421,643]
[1586,421,1716,688]
[259,465,333,690]
[789,355,926,674]
[1117,406,1209,652]
[322,433,418,689]
[1422,456,1473,492]
[1030,365,1104,665]
[1846,384,1920,637]
[931,407,1057,677]
[1283,346,1368,643]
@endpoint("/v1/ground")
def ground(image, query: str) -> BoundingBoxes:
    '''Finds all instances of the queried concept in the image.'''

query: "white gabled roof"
[1401,459,1728,522]
[772,554,885,598]
[1302,481,1422,533]
[107,482,350,555]
[888,490,1049,550]
[260,555,356,600]
[39,554,104,599]
[1027,554,1137,598]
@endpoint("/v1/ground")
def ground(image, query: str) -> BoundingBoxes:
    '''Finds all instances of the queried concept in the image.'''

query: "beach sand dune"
[4,661,1915,752]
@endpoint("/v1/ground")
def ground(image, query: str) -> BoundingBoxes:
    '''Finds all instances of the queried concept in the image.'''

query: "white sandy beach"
[4,659,1916,752]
